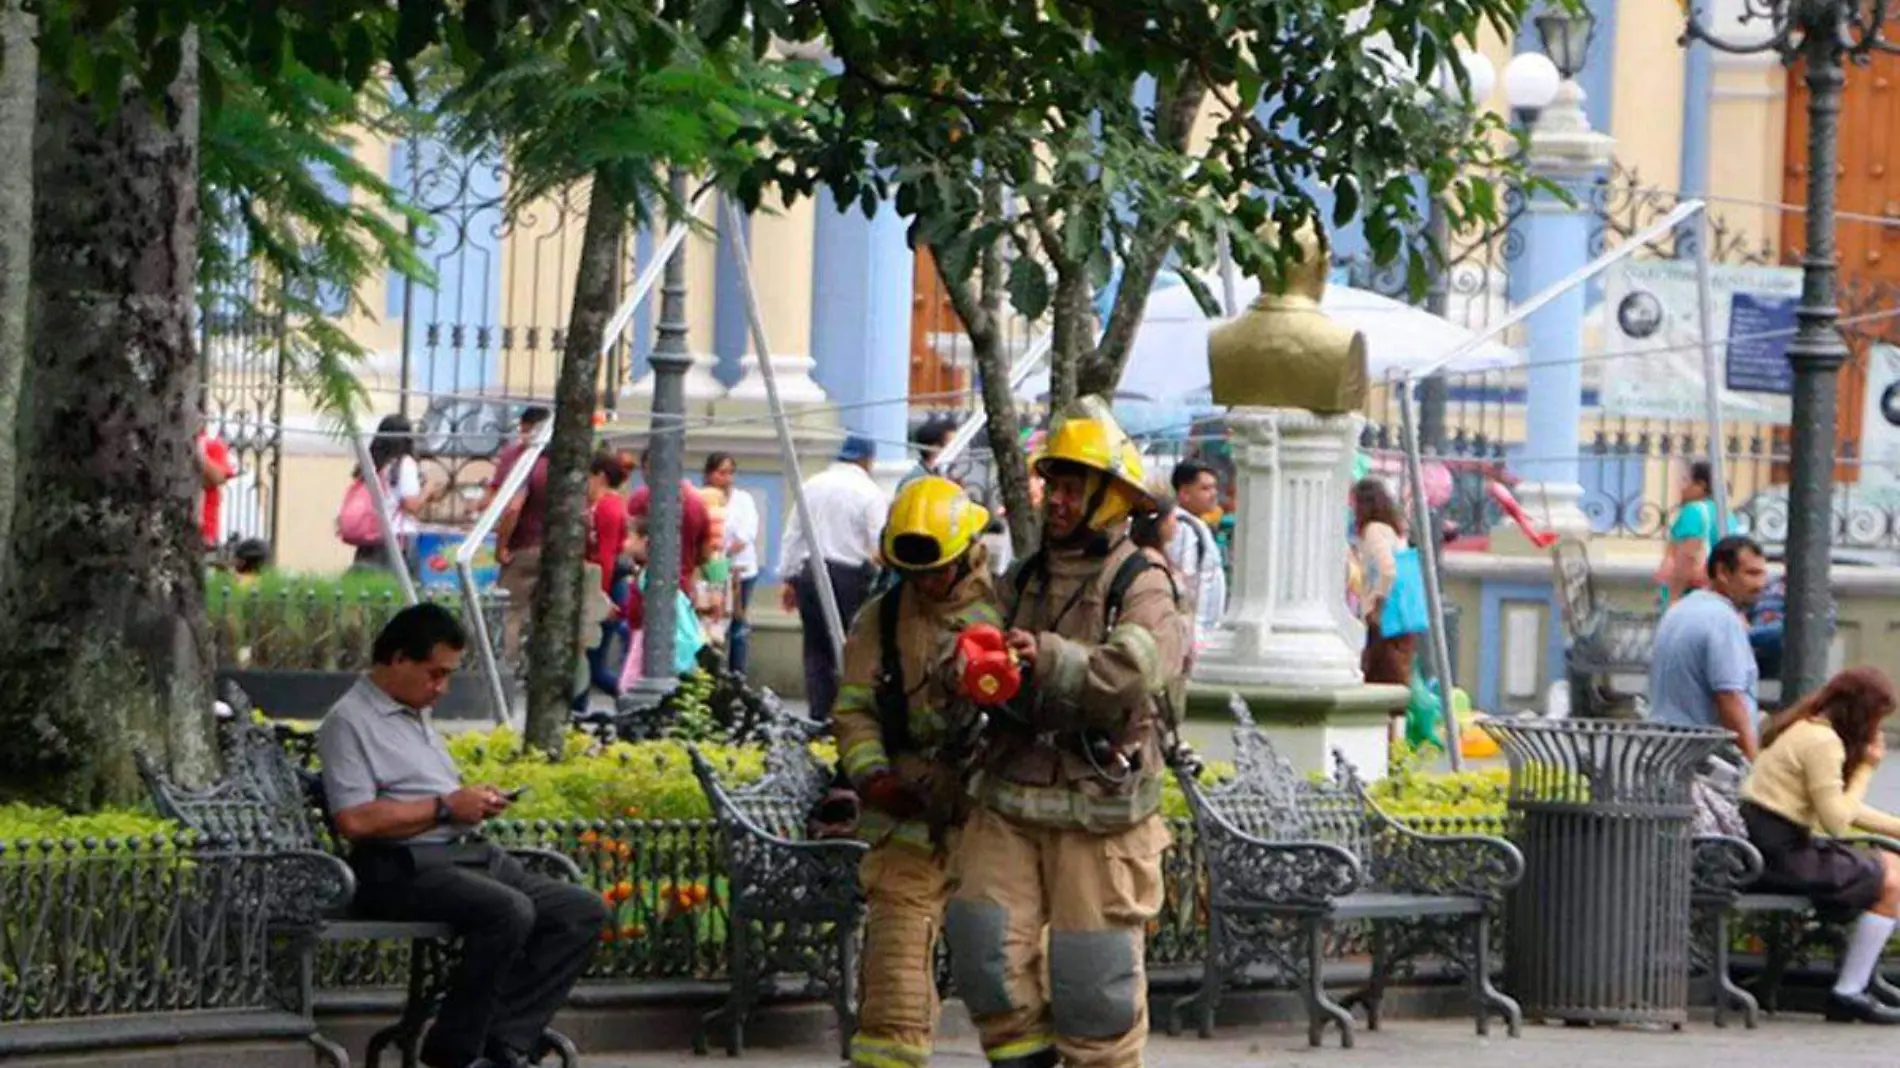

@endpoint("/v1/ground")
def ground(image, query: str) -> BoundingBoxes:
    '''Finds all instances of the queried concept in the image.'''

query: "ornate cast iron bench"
[1168,698,1524,1047]
[1551,538,1660,719]
[1692,753,1900,1027]
[138,715,586,1068]
[687,710,865,1058]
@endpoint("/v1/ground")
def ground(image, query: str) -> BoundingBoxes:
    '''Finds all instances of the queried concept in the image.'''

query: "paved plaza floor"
[595,1015,1898,1066]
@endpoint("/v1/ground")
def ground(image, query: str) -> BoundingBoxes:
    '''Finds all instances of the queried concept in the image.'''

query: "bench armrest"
[1692,834,1763,901]
[1370,819,1524,899]
[267,848,357,926]
[505,846,584,883]
[1836,832,1900,857]
[1200,827,1363,908]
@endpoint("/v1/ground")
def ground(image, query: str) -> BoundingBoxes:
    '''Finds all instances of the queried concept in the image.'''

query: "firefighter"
[833,475,1003,1068]
[943,395,1187,1068]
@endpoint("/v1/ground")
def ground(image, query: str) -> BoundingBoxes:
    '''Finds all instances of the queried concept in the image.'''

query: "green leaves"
[1007,255,1051,321]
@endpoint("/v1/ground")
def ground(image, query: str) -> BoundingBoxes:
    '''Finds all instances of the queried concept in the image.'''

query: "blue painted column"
[809,187,914,457]
[712,200,750,388]
[1519,187,1590,489]
[1510,79,1615,543]
[1680,38,1714,203]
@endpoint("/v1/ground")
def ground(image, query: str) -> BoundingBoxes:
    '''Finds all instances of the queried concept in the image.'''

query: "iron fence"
[205,584,507,674]
[0,835,276,1024]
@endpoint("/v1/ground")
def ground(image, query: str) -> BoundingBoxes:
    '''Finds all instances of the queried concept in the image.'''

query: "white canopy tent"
[1013,270,1525,413]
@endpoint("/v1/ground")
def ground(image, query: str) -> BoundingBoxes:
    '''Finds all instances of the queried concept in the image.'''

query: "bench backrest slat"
[138,719,323,849]
[1180,696,1374,873]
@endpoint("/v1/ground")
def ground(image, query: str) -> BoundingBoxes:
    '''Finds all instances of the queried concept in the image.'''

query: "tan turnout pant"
[851,841,955,1068]
[943,808,1170,1068]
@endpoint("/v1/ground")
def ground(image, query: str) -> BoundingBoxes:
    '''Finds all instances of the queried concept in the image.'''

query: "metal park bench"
[1168,698,1524,1047]
[687,709,865,1058]
[138,715,585,1068]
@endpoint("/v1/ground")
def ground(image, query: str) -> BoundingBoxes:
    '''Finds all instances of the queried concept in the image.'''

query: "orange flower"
[578,830,600,848]
[623,806,642,818]
[612,880,635,903]
[615,842,634,860]
[619,923,642,940]
[599,928,617,943]
[689,883,710,905]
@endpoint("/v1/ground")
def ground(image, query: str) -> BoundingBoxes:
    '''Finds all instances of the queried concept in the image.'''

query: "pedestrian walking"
[833,476,1001,1068]
[944,397,1188,1068]
[778,434,888,719]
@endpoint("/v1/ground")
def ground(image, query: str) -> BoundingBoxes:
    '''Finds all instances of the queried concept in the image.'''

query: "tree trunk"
[523,173,622,754]
[0,0,35,587]
[0,36,208,808]
[969,322,1036,554]
[1049,264,1092,410]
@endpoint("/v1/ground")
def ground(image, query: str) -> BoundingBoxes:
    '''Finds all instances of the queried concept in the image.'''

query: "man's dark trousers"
[794,560,876,720]
[352,842,609,1067]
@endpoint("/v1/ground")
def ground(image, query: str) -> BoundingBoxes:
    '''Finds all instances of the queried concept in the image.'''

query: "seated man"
[317,604,609,1068]
[1647,535,1770,759]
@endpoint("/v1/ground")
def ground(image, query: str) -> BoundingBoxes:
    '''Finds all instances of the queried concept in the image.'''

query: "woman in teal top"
[1655,460,1741,607]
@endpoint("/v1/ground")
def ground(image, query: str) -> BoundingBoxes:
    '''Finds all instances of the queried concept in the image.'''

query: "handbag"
[1380,546,1430,638]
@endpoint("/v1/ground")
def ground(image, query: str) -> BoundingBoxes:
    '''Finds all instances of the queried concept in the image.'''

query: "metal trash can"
[1482,719,1732,1027]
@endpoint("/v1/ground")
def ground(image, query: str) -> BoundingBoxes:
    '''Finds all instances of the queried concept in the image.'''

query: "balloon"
[1421,460,1454,508]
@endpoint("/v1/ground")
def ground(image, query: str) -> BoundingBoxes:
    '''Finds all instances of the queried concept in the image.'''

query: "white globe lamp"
[1501,51,1562,124]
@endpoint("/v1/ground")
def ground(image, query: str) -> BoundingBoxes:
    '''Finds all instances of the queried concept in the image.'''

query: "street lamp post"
[630,168,693,707]
[1681,1,1891,701]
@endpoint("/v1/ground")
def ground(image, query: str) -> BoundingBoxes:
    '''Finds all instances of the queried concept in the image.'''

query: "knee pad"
[1048,928,1140,1039]
[943,898,1014,1016]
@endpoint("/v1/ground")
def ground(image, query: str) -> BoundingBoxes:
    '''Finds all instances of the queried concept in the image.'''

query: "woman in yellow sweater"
[1741,665,1900,1024]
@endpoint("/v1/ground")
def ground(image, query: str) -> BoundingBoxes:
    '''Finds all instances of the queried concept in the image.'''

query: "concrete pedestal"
[1194,406,1363,688]
[1182,684,1409,781]
[1189,405,1394,775]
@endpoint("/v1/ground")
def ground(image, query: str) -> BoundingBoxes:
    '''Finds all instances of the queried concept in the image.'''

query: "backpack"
[336,470,386,548]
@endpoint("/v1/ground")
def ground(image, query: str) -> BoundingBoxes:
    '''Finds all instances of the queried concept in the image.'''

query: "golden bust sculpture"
[1207,219,1369,413]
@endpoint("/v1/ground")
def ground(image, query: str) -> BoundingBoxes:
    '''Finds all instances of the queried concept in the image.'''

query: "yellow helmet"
[1031,395,1151,530]
[881,476,991,572]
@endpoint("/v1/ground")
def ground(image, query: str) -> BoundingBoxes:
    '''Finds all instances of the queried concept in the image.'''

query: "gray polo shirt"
[317,675,468,844]
[1647,589,1759,733]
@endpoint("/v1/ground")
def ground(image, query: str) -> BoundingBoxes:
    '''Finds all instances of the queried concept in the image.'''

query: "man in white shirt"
[778,434,888,718]
[704,452,762,675]
[1165,460,1226,644]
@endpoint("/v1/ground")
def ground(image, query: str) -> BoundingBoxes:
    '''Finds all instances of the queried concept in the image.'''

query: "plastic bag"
[1380,547,1430,638]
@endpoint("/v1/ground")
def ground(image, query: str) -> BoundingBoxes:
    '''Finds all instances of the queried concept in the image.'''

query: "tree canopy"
[734,0,1532,542]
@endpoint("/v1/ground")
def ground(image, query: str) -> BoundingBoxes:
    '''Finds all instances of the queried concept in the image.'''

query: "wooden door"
[1781,53,1900,482]
[910,248,971,406]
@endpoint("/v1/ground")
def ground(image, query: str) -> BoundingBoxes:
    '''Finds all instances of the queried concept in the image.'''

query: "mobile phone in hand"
[502,786,530,801]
